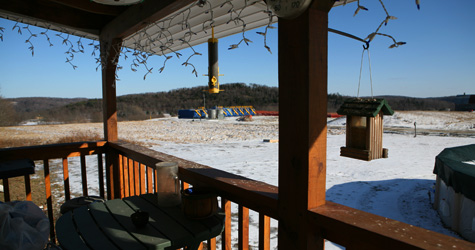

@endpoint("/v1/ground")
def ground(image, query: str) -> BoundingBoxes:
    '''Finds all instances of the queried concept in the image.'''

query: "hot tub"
[433,144,475,242]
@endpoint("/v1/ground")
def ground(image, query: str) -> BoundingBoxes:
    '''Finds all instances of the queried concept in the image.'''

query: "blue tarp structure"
[224,107,256,117]
[178,106,256,119]
[178,109,206,119]
[222,108,233,117]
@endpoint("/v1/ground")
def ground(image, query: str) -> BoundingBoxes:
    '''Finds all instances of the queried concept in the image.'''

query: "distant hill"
[10,97,87,114]
[3,83,465,125]
[371,96,455,111]
[118,83,279,115]
[6,97,88,123]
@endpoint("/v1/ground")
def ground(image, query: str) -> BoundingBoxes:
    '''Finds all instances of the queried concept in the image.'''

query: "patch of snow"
[20,121,40,126]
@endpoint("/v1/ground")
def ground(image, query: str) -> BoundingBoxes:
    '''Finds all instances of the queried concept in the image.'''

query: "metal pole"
[414,122,417,137]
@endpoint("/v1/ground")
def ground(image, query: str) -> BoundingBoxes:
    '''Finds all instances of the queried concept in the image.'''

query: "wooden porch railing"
[109,141,277,250]
[1,141,474,249]
[0,141,107,243]
[0,141,276,249]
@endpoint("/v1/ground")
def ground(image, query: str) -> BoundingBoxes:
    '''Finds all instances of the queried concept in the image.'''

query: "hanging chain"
[357,47,364,98]
[367,48,373,98]
[357,44,373,98]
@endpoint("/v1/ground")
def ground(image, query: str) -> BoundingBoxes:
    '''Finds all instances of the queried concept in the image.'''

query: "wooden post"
[278,1,332,249]
[101,38,120,142]
[101,38,122,199]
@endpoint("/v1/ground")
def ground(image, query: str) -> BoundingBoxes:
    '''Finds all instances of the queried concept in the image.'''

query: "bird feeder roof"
[337,98,394,117]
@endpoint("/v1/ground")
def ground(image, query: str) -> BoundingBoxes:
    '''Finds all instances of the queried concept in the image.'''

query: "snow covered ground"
[32,111,474,249]
[150,127,473,249]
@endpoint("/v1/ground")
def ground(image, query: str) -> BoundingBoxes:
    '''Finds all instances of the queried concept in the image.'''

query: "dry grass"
[54,131,103,144]
[0,130,103,148]
[0,171,47,207]
[0,137,46,148]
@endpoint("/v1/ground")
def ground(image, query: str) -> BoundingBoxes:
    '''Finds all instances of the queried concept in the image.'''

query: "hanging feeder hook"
[363,41,370,50]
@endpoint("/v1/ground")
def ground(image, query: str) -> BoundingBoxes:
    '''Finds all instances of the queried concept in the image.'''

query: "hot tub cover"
[433,144,475,201]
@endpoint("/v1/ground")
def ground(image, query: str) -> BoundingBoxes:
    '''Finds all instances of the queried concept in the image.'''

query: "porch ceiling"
[0,0,356,54]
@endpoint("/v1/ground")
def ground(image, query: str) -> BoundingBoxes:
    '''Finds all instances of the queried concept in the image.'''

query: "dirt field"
[0,116,280,147]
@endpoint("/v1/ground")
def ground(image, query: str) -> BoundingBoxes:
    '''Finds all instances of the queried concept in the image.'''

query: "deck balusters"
[222,198,232,250]
[238,205,250,250]
[25,174,32,201]
[147,165,154,193]
[128,158,135,195]
[122,155,130,197]
[259,214,271,250]
[139,163,146,194]
[98,154,105,198]
[80,154,88,196]
[43,159,55,242]
[62,158,70,201]
[2,178,10,201]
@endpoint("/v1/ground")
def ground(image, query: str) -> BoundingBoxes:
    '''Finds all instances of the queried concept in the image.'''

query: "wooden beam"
[100,0,195,40]
[101,38,120,142]
[309,201,475,250]
[101,38,121,199]
[0,141,106,161]
[277,0,333,249]
[0,0,112,33]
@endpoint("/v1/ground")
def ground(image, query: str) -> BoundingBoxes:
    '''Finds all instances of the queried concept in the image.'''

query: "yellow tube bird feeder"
[205,27,223,94]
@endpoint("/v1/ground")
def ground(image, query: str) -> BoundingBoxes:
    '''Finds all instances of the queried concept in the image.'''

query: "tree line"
[1,83,457,126]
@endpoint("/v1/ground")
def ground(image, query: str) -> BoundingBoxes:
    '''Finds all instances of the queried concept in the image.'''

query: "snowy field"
[150,116,474,249]
[21,111,473,249]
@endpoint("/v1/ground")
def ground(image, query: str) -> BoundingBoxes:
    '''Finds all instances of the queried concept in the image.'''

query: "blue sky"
[0,0,474,99]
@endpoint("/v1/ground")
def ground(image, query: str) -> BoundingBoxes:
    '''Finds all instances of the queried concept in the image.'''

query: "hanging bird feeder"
[337,98,394,161]
[205,27,223,94]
